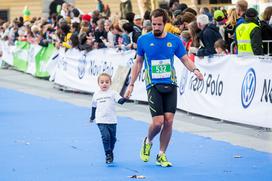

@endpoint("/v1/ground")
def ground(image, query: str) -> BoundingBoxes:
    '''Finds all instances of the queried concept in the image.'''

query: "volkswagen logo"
[241,68,256,108]
[78,55,87,79]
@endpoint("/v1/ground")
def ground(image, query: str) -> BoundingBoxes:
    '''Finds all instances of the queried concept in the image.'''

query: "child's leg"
[108,124,117,152]
[97,124,111,155]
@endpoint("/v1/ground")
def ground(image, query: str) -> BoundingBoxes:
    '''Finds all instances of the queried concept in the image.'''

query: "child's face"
[98,75,111,91]
[215,47,224,54]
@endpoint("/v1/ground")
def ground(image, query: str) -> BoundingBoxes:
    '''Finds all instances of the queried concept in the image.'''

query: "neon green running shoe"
[140,137,152,162]
[156,153,172,167]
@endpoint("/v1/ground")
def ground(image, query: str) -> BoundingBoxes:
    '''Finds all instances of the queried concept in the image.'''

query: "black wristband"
[192,68,199,73]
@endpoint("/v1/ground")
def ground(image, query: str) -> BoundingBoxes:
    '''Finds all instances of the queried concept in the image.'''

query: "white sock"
[146,137,152,144]
[159,151,164,156]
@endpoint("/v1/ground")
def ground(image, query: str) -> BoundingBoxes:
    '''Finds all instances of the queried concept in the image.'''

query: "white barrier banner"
[26,45,42,75]
[0,41,14,65]
[179,55,272,128]
[53,48,135,93]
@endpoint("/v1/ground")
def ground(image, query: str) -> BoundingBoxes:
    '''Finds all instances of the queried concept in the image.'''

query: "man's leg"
[159,112,174,153]
[156,86,176,167]
[147,115,164,142]
[141,87,164,162]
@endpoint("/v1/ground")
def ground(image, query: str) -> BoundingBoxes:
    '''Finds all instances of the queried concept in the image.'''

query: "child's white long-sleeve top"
[91,89,122,124]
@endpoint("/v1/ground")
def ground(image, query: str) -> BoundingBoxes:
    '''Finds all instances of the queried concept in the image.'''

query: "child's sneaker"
[156,153,172,167]
[106,153,113,164]
[140,137,152,162]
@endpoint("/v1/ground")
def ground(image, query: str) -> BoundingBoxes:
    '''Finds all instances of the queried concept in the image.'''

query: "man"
[196,14,222,57]
[236,8,263,56]
[124,8,203,167]
[235,0,248,28]
[120,0,133,19]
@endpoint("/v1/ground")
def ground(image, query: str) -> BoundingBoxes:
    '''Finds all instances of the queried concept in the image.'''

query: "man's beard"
[153,30,163,37]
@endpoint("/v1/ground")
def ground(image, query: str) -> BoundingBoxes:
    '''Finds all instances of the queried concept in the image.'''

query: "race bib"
[151,59,171,79]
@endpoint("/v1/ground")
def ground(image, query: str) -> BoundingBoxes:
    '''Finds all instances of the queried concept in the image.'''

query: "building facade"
[0,0,271,21]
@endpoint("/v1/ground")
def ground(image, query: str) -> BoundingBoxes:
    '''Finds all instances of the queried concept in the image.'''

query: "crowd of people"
[0,0,271,57]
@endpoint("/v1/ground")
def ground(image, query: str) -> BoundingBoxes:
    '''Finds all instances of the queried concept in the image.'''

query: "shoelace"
[144,143,150,155]
[159,154,168,162]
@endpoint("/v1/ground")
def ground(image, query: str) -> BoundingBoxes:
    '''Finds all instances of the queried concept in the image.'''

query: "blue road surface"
[0,88,272,181]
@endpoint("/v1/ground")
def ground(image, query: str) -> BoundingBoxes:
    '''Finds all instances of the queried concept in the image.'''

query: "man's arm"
[180,54,204,80]
[124,55,144,98]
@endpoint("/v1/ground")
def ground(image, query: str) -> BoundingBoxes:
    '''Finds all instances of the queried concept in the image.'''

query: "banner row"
[1,41,272,128]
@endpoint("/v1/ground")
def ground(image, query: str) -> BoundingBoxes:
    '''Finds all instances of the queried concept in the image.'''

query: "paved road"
[0,68,271,153]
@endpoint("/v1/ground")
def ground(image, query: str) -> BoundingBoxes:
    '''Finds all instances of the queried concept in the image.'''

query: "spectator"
[214,39,228,55]
[70,32,79,49]
[94,19,107,48]
[196,14,222,56]
[71,22,80,34]
[112,23,124,47]
[126,12,142,33]
[60,3,70,20]
[137,0,151,18]
[187,21,201,61]
[122,22,141,50]
[103,19,115,48]
[236,8,263,56]
[103,4,111,18]
[260,6,272,55]
[169,0,179,12]
[49,0,65,17]
[213,10,225,40]
[173,12,196,32]
[143,10,151,20]
[71,8,81,23]
[60,23,72,49]
[120,0,133,19]
[142,19,152,34]
[134,14,143,30]
[199,7,212,21]
[224,8,238,51]
[235,0,248,28]
[97,0,104,13]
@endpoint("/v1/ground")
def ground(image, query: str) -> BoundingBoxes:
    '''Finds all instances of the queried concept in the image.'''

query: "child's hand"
[118,97,127,105]
[89,117,94,123]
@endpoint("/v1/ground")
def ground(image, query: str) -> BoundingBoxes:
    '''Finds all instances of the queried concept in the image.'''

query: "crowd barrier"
[0,41,56,77]
[1,41,272,128]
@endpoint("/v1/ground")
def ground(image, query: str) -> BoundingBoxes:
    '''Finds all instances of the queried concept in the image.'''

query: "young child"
[90,73,126,164]
[214,39,228,55]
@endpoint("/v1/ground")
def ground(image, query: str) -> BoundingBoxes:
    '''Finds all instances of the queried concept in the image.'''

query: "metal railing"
[230,40,272,56]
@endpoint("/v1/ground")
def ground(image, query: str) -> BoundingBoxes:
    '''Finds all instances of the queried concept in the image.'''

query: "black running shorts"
[147,84,177,117]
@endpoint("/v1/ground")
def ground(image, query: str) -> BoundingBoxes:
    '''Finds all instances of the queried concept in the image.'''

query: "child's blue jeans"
[97,123,117,155]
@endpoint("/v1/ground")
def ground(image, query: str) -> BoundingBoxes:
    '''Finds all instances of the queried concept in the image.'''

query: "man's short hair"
[196,14,209,26]
[151,8,169,24]
[236,0,248,13]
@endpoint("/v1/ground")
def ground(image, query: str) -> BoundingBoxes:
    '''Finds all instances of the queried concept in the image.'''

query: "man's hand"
[124,84,134,99]
[193,69,204,80]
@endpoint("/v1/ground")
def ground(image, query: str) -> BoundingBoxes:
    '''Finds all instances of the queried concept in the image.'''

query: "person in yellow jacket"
[163,10,181,35]
[62,32,72,49]
[164,21,181,35]
[236,8,263,55]
[59,23,72,49]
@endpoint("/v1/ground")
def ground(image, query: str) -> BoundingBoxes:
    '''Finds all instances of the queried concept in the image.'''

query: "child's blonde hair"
[97,73,112,84]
